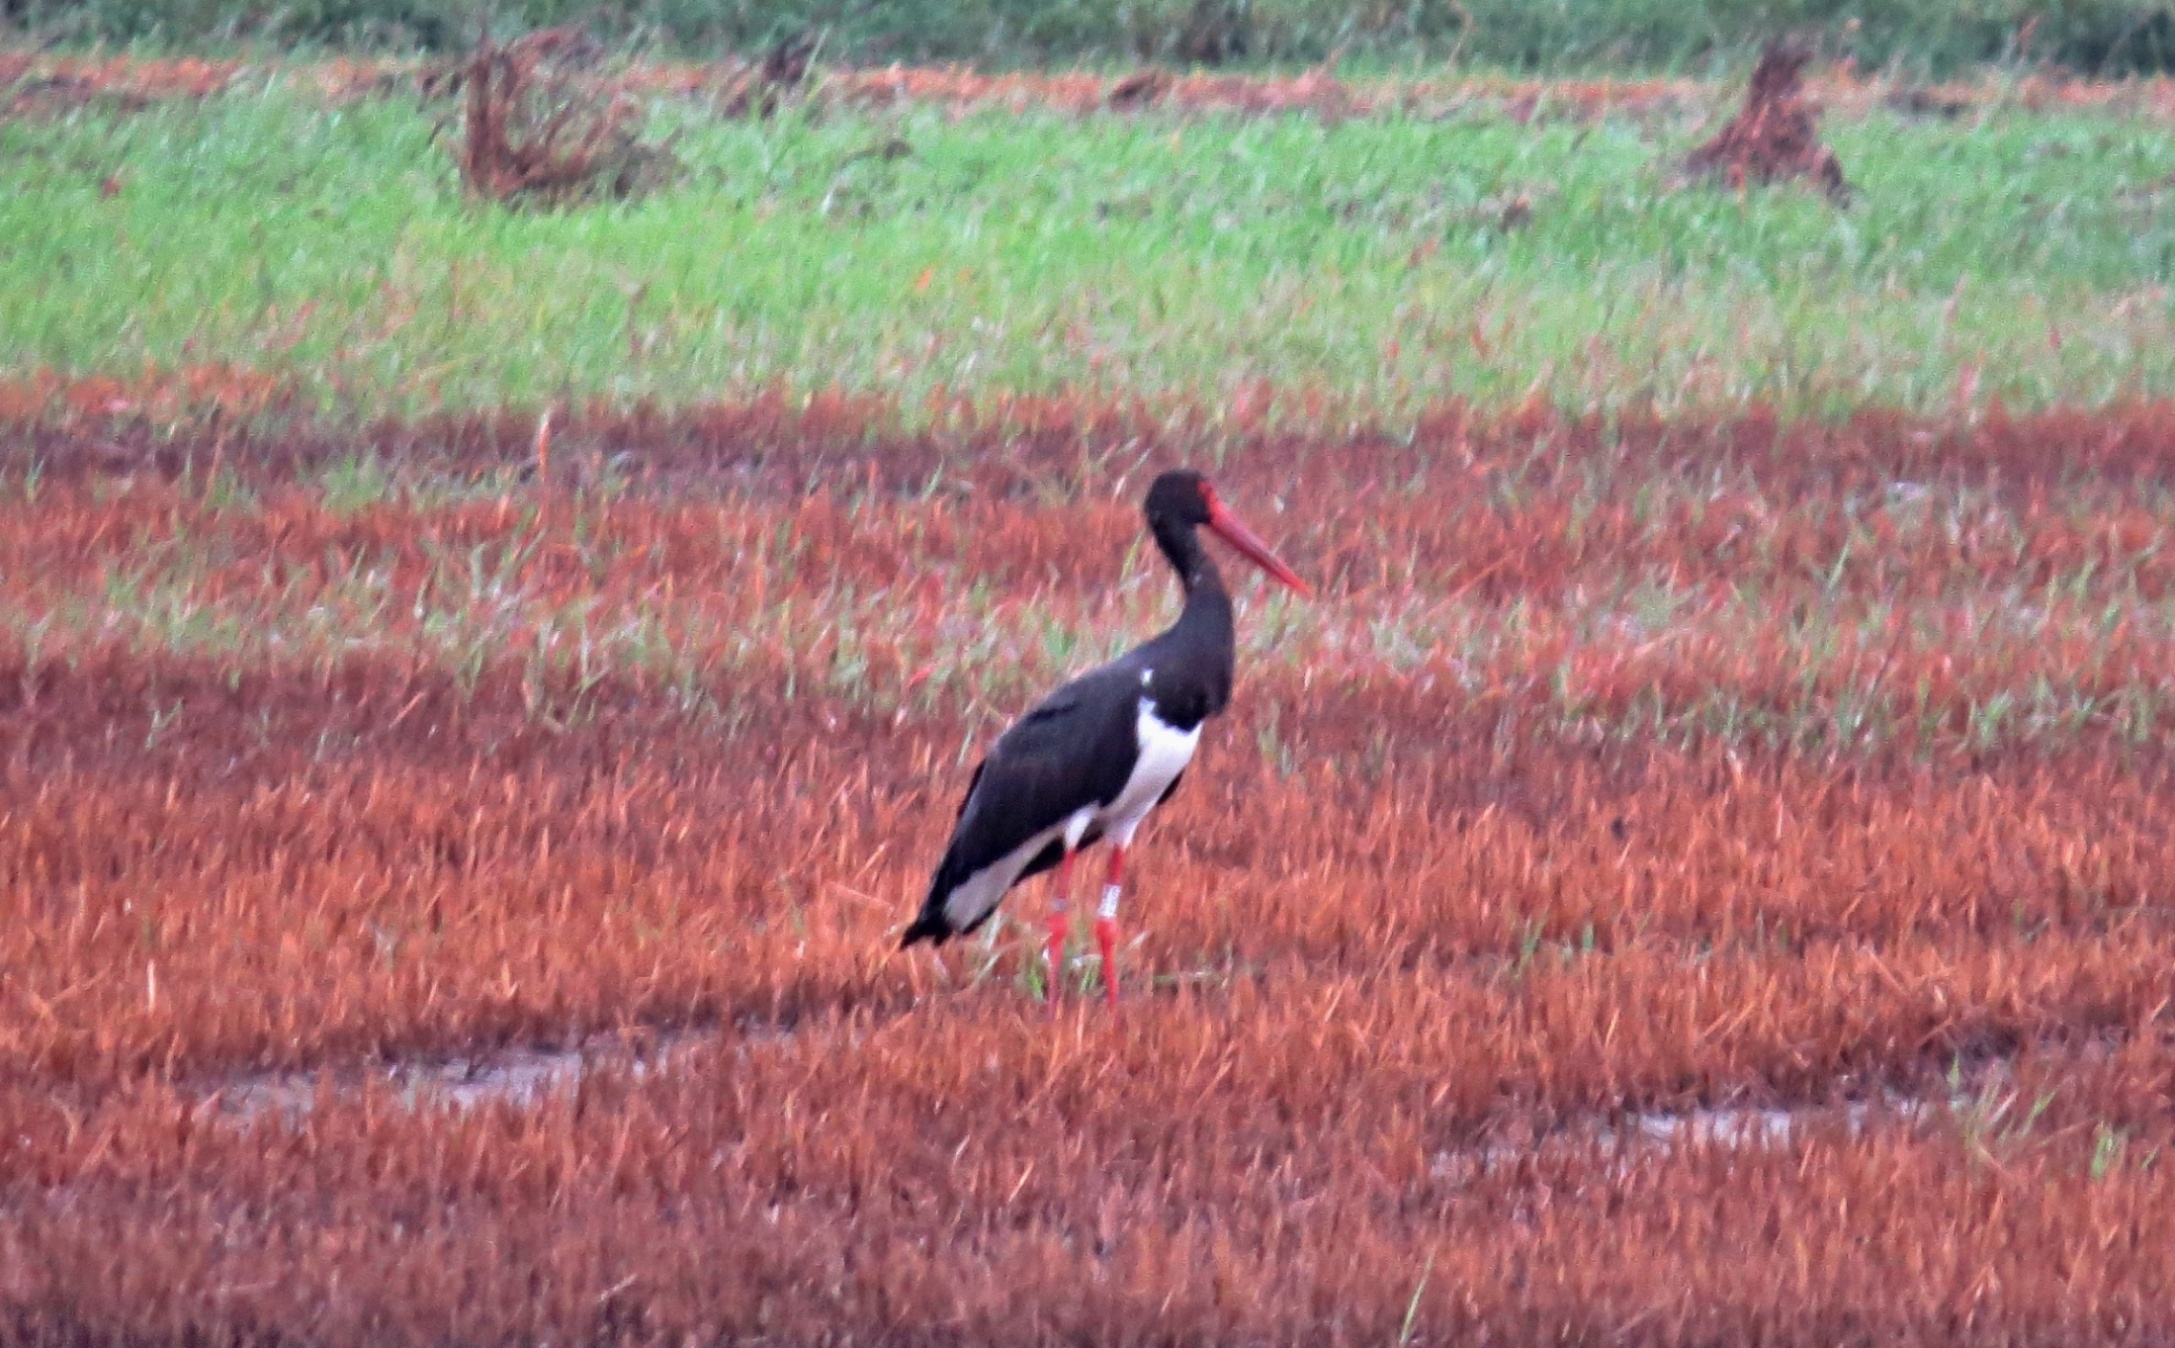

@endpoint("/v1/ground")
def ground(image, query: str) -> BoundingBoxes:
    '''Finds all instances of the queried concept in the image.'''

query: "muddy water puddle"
[1430,1096,1943,1181]
[199,1029,719,1124]
[196,1025,1971,1167]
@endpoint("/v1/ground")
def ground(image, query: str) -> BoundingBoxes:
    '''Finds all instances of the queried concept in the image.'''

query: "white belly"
[940,805,1096,934]
[1093,697,1199,847]
[936,696,1197,933]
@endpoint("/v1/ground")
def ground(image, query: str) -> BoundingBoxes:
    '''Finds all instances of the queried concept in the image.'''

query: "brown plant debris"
[1107,68,1173,110]
[763,31,818,89]
[1884,86,1973,119]
[1686,41,1850,203]
[425,26,677,205]
[713,30,819,118]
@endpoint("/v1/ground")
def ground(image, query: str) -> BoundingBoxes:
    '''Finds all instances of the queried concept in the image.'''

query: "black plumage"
[900,470,1304,952]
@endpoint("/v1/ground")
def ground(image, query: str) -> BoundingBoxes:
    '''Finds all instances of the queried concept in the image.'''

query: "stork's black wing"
[900,660,1144,945]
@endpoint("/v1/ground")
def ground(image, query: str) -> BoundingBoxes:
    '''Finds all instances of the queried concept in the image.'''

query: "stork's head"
[1144,470,1308,595]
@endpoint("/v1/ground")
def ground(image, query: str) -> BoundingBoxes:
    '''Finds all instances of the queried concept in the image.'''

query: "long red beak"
[1206,497,1310,596]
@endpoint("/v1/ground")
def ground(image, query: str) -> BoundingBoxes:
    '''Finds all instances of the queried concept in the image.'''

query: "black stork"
[899,469,1308,1008]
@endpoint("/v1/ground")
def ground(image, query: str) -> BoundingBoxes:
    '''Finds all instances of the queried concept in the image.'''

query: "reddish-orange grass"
[10,48,2175,127]
[1,403,2173,1340]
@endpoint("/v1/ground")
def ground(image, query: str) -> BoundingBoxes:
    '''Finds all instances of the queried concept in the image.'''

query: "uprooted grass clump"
[423,26,677,205]
[710,30,817,118]
[1686,41,1850,203]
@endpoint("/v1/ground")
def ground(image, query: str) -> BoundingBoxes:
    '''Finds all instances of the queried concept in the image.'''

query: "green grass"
[4,76,2175,421]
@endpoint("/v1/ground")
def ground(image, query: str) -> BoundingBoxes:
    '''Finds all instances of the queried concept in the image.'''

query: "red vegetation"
[12,47,2175,127]
[10,383,2175,495]
[1,404,2174,1337]
[0,52,236,118]
[0,364,292,424]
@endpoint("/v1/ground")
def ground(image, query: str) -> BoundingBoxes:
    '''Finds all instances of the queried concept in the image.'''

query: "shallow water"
[201,1033,699,1124]
[197,1025,1951,1169]
[1424,1094,1941,1181]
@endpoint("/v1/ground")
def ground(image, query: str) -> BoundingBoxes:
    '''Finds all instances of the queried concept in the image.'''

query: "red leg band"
[1095,844,1127,1011]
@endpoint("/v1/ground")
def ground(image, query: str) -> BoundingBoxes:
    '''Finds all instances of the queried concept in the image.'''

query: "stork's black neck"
[1151,510,1227,599]
[1142,511,1237,727]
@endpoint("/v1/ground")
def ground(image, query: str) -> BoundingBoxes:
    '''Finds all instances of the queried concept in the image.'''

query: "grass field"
[5,64,2175,419]
[5,53,2175,1345]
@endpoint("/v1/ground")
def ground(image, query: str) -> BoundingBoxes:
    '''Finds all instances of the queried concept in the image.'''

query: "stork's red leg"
[1095,845,1127,1011]
[1046,849,1075,1007]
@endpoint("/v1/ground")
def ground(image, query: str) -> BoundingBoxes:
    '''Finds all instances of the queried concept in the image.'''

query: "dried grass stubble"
[9,450,2175,618]
[12,398,2175,502]
[5,1027,2175,1343]
[2,646,2172,1101]
[7,455,2175,774]
[3,404,2174,1335]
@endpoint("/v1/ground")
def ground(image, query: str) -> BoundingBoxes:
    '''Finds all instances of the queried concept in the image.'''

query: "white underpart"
[942,806,1096,933]
[940,690,1200,933]
[1094,694,1200,850]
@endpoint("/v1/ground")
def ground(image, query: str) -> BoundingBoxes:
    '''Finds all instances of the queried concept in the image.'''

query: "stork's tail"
[898,862,965,948]
[897,912,952,948]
